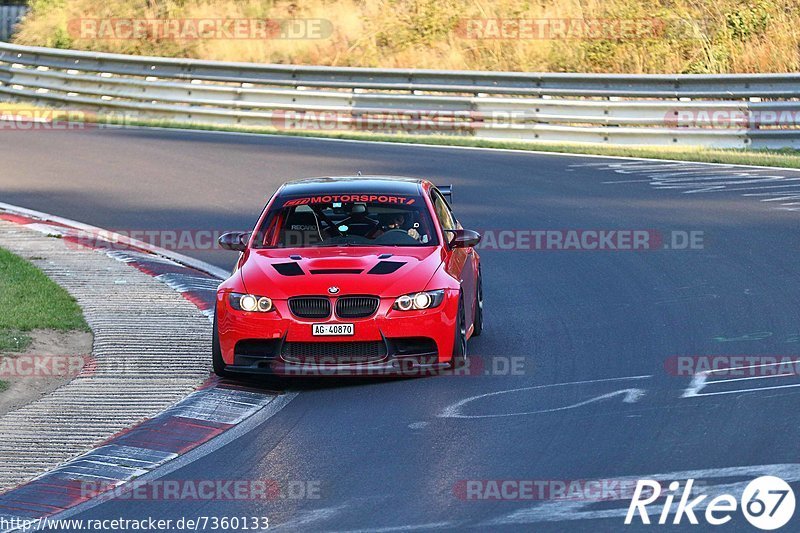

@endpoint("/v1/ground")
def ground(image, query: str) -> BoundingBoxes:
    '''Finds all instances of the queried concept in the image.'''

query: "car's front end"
[213,177,476,378]
[215,252,461,377]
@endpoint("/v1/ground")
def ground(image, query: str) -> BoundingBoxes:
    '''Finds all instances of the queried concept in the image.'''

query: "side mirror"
[447,229,481,248]
[218,231,250,252]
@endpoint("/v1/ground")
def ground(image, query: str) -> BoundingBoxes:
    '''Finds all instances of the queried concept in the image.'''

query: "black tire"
[212,311,230,378]
[449,295,468,369]
[472,271,484,337]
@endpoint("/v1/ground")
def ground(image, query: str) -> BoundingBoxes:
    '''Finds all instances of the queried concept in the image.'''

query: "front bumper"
[229,357,452,378]
[216,290,459,377]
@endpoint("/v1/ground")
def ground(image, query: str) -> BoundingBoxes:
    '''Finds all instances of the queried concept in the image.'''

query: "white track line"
[439,375,651,419]
[103,124,800,173]
[0,201,230,280]
[683,361,800,398]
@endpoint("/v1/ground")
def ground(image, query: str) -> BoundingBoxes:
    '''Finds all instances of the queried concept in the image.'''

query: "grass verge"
[0,246,89,355]
[0,330,32,353]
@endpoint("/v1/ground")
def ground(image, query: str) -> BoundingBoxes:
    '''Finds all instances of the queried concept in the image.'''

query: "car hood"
[239,247,445,298]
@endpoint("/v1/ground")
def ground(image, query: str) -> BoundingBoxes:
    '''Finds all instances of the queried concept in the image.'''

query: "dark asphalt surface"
[2,128,800,531]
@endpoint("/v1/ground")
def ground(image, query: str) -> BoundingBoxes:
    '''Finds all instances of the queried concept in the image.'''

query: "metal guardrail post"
[0,5,26,41]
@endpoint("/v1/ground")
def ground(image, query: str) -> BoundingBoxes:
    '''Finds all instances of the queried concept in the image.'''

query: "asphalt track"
[2,127,800,531]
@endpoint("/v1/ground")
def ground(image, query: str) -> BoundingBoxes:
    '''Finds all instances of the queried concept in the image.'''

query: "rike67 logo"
[626,476,795,530]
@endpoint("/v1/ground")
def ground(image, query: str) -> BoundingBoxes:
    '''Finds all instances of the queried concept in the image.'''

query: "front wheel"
[472,271,483,337]
[212,311,230,378]
[449,295,468,369]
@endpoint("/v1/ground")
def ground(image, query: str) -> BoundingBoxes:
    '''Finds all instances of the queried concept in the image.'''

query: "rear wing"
[438,184,453,205]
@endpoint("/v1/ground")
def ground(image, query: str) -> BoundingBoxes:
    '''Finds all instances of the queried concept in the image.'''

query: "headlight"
[257,297,273,312]
[229,292,274,312]
[396,294,413,311]
[393,290,444,311]
[413,292,431,309]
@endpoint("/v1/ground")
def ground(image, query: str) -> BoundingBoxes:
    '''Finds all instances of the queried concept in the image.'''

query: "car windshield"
[252,193,439,248]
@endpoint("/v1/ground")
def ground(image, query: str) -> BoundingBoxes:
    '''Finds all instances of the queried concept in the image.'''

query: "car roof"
[278,176,431,196]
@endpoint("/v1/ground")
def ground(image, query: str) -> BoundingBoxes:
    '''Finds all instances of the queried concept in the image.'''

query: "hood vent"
[273,262,304,276]
[368,261,405,275]
[310,268,363,275]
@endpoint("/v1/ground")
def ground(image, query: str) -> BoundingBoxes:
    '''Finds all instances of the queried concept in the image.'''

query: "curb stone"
[0,210,284,528]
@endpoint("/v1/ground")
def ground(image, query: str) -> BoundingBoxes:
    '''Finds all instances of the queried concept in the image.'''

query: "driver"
[385,214,420,241]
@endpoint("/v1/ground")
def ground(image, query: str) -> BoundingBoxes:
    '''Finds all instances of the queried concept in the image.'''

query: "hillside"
[13,0,798,73]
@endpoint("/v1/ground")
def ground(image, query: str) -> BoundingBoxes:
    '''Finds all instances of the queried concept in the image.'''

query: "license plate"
[312,323,354,336]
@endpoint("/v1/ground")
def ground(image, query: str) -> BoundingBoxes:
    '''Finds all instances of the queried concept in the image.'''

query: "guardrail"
[1,40,799,148]
[0,5,26,41]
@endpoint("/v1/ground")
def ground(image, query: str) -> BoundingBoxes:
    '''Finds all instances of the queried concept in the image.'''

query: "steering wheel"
[375,228,419,245]
[366,221,388,239]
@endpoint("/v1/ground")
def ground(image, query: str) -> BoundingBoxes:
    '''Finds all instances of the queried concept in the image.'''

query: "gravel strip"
[0,220,211,491]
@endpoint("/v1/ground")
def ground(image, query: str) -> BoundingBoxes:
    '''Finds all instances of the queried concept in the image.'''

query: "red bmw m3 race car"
[212,176,483,377]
